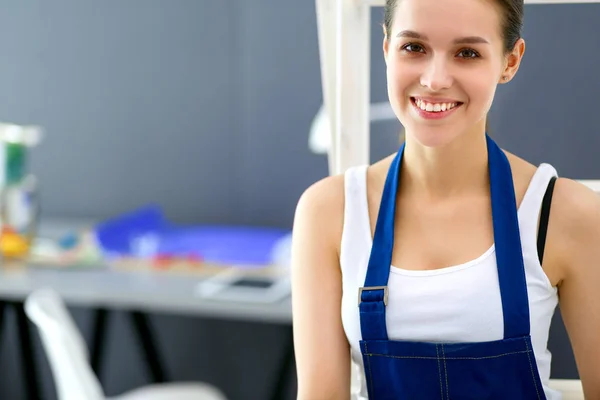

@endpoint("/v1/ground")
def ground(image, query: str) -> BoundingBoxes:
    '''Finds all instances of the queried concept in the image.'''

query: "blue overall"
[359,135,547,399]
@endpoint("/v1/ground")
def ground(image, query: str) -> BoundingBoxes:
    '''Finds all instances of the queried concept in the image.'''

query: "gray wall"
[0,1,597,399]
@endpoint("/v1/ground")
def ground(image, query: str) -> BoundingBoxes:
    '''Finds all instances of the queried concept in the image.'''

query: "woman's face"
[384,0,522,148]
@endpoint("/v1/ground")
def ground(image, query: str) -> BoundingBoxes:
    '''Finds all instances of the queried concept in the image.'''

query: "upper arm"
[548,178,600,397]
[291,176,351,400]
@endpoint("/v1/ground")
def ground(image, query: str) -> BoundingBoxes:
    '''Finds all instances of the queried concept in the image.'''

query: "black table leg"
[89,309,168,385]
[90,308,109,381]
[0,301,6,346]
[14,302,41,400]
[269,326,295,400]
[129,311,167,383]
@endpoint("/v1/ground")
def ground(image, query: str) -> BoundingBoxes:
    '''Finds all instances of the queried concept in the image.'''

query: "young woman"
[291,0,600,398]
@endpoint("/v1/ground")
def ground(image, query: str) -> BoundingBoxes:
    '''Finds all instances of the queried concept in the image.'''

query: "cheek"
[386,61,417,103]
[386,68,410,122]
[462,73,498,115]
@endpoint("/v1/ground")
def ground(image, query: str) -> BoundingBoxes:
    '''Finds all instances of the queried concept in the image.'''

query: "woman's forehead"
[391,0,503,43]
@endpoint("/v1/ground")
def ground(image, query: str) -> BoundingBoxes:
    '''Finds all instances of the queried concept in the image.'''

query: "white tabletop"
[0,219,293,324]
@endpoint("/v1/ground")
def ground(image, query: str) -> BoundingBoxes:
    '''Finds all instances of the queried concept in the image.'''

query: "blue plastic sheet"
[94,205,291,267]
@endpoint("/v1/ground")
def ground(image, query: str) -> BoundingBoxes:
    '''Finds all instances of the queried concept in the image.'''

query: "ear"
[500,38,525,83]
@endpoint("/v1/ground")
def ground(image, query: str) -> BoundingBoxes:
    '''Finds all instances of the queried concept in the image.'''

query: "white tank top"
[340,163,561,400]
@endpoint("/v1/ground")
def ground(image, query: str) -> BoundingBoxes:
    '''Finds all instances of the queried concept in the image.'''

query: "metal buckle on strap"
[358,286,388,306]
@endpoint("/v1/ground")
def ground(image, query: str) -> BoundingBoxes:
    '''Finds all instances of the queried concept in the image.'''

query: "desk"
[0,267,292,323]
[0,219,295,400]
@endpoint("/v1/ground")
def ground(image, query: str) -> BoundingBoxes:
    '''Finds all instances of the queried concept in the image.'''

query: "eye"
[400,42,425,54]
[457,48,480,59]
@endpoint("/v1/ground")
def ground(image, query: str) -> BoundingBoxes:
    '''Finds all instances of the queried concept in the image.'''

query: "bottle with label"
[0,123,43,261]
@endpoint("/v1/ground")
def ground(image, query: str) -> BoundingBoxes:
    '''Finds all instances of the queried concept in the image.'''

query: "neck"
[401,127,489,201]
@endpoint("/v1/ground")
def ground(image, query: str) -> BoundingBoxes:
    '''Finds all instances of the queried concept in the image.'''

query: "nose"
[419,57,453,91]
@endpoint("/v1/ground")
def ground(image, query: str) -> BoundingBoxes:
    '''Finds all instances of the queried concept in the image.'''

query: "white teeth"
[414,98,458,113]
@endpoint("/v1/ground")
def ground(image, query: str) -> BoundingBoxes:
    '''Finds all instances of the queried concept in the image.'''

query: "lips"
[411,97,463,112]
[410,97,464,120]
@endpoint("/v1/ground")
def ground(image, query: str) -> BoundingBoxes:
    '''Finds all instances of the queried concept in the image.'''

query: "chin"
[403,125,460,149]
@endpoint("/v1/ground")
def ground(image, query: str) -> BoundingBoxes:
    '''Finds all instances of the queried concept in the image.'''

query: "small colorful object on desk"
[58,232,79,250]
[0,226,30,259]
[27,229,105,269]
[152,254,174,269]
[149,253,205,270]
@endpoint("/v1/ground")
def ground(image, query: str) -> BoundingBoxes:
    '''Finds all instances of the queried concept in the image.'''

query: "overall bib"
[359,135,547,399]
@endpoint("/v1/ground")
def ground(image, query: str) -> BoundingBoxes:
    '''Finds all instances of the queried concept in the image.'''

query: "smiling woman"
[382,0,522,148]
[292,0,600,399]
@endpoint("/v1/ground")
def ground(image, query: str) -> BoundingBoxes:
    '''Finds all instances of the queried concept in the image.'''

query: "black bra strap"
[537,176,557,265]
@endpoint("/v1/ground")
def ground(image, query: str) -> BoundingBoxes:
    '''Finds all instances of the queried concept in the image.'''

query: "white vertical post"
[316,0,338,175]
[334,0,371,175]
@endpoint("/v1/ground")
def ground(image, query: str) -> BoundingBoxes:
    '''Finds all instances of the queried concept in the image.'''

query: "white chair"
[24,288,228,400]
[548,379,584,400]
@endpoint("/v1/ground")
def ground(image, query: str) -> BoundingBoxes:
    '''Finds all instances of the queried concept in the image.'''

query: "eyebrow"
[396,30,489,45]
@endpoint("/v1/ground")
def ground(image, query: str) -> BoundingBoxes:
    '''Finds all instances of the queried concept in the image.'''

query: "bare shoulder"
[551,177,600,227]
[294,173,346,254]
[296,173,345,213]
[547,177,600,276]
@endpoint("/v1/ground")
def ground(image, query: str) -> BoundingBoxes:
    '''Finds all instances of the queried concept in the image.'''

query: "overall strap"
[358,144,405,341]
[486,135,530,338]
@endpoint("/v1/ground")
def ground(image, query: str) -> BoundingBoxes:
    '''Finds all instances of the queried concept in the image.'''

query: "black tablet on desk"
[194,269,291,304]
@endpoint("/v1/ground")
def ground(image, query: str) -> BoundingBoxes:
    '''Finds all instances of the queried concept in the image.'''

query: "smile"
[410,97,463,120]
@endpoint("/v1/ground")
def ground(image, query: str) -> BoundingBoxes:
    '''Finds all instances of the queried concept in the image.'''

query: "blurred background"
[0,1,597,399]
